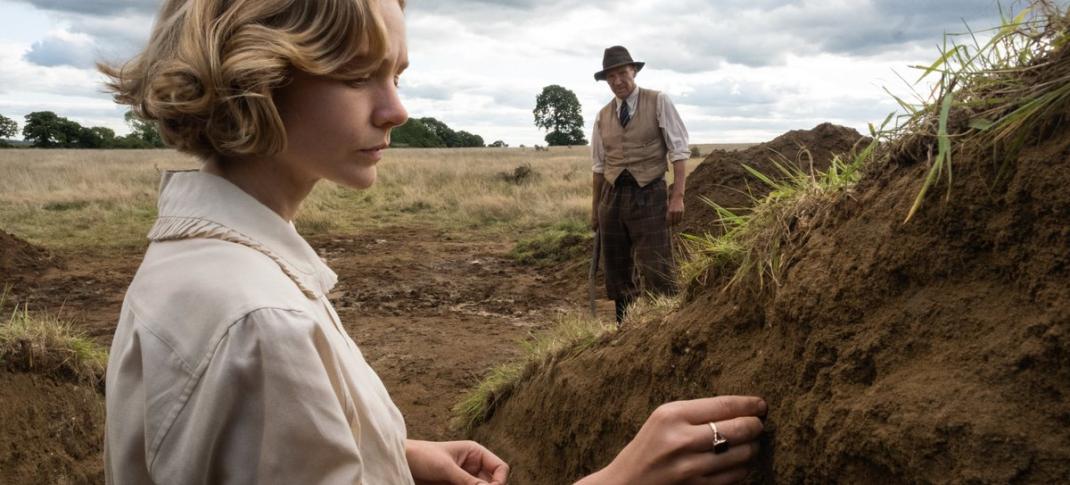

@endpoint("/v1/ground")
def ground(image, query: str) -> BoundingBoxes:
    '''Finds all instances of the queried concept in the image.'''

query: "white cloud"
[24,27,97,67]
[0,0,1038,146]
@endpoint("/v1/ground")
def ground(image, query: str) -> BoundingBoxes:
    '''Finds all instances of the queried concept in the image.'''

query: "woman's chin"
[334,169,377,190]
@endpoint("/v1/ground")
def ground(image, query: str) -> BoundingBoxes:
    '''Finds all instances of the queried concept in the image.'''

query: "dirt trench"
[0,224,594,483]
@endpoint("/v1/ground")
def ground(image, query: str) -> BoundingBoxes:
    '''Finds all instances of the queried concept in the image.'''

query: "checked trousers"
[598,171,678,303]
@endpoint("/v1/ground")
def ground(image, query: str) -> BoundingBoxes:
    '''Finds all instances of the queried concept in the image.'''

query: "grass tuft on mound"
[892,0,1070,220]
[622,293,683,326]
[508,219,592,267]
[0,289,107,387]
[453,311,615,432]
[679,126,886,292]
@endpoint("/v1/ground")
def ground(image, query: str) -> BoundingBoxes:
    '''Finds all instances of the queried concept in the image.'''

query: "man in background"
[591,45,690,324]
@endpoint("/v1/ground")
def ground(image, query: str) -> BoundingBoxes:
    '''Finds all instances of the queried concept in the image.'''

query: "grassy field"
[0,145,744,251]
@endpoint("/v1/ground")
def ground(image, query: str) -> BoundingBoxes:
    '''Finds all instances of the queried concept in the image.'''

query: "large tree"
[533,85,587,146]
[23,111,68,148]
[0,114,16,140]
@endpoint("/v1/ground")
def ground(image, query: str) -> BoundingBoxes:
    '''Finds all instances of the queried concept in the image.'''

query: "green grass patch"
[0,289,108,387]
[508,219,592,267]
[0,199,159,250]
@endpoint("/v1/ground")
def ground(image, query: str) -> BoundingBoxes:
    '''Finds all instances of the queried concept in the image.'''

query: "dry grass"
[452,310,616,432]
[0,145,741,250]
[894,1,1070,221]
[0,149,199,249]
[0,289,108,387]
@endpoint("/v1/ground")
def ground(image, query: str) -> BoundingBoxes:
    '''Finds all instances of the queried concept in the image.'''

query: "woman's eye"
[346,77,371,87]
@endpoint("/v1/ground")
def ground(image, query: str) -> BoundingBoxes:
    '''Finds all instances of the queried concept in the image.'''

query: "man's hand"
[667,192,685,226]
[591,208,600,232]
[406,440,509,485]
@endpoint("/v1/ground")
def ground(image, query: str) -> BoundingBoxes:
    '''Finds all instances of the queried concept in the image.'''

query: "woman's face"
[273,0,409,190]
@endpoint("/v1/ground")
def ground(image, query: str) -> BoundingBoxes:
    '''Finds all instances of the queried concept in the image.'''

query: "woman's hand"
[577,396,767,485]
[406,439,509,485]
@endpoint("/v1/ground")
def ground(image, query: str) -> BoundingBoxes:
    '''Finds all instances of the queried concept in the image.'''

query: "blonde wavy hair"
[100,0,404,160]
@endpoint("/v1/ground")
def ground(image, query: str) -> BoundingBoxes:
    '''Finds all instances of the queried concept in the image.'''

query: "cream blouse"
[105,171,413,484]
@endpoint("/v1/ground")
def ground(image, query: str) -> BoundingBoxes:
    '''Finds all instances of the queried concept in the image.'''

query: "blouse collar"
[147,170,337,299]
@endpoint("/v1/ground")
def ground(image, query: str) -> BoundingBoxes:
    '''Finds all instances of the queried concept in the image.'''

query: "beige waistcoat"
[597,87,669,187]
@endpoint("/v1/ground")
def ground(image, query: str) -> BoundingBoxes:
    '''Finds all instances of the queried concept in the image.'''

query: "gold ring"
[708,422,730,454]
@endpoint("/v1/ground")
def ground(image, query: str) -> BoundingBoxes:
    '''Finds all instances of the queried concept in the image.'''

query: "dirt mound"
[0,230,62,283]
[679,123,868,238]
[0,372,105,484]
[469,124,1070,481]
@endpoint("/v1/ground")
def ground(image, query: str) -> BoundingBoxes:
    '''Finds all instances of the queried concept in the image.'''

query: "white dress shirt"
[591,86,691,173]
[105,171,414,485]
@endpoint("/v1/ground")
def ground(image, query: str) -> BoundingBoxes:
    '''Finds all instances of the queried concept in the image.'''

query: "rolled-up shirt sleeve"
[657,92,691,162]
[591,110,605,174]
[150,307,363,484]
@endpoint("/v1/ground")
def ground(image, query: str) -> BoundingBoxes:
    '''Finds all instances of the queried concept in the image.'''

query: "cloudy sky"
[0,0,1025,145]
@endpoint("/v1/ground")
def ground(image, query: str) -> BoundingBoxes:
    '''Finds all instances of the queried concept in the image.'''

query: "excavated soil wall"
[0,372,104,484]
[470,124,1070,483]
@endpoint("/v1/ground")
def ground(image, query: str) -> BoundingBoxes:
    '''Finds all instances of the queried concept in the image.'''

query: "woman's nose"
[374,84,408,129]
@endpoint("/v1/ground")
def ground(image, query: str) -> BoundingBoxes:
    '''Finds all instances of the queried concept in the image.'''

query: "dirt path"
[10,224,589,441]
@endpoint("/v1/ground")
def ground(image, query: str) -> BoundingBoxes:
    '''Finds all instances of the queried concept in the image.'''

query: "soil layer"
[0,373,105,485]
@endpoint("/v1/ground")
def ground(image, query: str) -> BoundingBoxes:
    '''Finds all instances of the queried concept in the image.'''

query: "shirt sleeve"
[151,307,364,485]
[657,92,691,162]
[591,110,605,174]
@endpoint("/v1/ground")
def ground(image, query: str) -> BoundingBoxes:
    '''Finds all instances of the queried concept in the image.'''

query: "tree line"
[2,83,591,149]
[0,112,165,149]
[0,112,497,150]
[390,117,489,148]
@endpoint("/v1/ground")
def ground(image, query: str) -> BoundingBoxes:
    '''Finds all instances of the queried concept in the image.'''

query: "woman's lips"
[358,144,388,161]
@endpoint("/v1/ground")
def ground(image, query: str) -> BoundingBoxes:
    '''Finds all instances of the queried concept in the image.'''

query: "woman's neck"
[201,156,317,222]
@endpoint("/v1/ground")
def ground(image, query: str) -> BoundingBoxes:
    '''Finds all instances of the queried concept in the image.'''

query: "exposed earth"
[468,125,1070,482]
[0,224,604,483]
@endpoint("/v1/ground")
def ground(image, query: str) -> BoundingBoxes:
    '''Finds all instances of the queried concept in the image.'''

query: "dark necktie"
[619,100,630,127]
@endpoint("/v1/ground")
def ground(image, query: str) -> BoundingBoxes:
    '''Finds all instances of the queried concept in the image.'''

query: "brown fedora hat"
[594,45,645,81]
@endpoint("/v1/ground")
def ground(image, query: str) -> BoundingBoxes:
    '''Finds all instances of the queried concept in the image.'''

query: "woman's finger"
[478,446,509,484]
[676,416,764,453]
[657,396,767,425]
[672,440,760,478]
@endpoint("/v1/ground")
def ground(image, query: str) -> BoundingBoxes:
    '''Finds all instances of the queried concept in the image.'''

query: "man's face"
[604,65,637,100]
